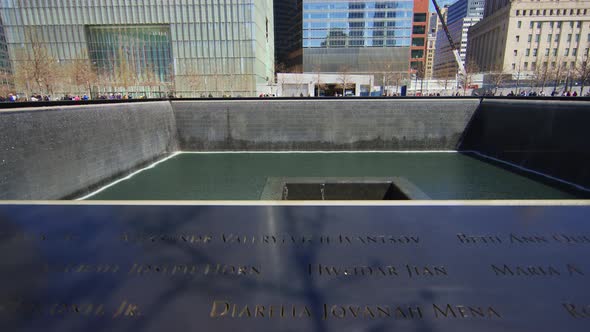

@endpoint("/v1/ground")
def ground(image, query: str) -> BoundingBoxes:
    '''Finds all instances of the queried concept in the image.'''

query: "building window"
[545,48,550,56]
[516,10,520,16]
[577,21,582,28]
[555,34,560,42]
[524,62,529,69]
[588,33,590,42]
[533,48,538,56]
[550,22,554,29]
[550,10,553,15]
[412,38,425,46]
[537,22,542,28]
[575,34,580,42]
[573,48,578,56]
[553,48,557,56]
[512,63,516,70]
[516,35,520,42]
[570,22,574,28]
[530,22,534,29]
[514,50,518,56]
[543,61,548,68]
[586,48,589,56]
[535,34,540,42]
[557,22,562,29]
[411,50,424,59]
[413,13,427,22]
[532,62,537,70]
[551,62,556,69]
[518,21,522,28]
[568,34,572,42]
[571,61,576,68]
[565,48,570,56]
[547,34,552,42]
[528,34,532,42]
[526,48,530,56]
[412,26,425,34]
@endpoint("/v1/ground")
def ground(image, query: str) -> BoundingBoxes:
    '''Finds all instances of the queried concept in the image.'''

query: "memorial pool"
[83,152,577,200]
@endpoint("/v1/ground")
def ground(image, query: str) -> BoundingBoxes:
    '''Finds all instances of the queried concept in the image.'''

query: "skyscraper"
[0,0,274,97]
[433,0,484,78]
[274,0,303,72]
[410,0,429,76]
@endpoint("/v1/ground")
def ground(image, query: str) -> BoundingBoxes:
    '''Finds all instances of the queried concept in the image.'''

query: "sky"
[429,0,458,12]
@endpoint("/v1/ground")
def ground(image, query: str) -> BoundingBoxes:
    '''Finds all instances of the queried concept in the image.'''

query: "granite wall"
[0,102,177,200]
[459,99,590,189]
[172,99,480,151]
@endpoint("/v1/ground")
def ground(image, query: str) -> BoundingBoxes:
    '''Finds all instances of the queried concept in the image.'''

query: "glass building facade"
[300,0,414,74]
[86,25,173,85]
[0,14,11,92]
[0,0,274,97]
[274,0,302,71]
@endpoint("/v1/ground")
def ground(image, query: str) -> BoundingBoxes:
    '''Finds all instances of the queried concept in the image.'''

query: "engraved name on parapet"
[457,233,590,245]
[309,264,448,278]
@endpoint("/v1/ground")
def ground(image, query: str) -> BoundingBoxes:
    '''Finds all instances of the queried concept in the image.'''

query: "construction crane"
[431,0,467,77]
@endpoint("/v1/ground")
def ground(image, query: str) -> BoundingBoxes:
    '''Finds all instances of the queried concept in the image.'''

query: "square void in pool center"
[84,152,578,200]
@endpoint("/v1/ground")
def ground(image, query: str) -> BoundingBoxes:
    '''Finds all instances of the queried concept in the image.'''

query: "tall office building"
[298,0,415,76]
[0,0,274,97]
[274,0,303,72]
[433,0,484,78]
[425,13,439,79]
[425,6,447,79]
[469,0,590,77]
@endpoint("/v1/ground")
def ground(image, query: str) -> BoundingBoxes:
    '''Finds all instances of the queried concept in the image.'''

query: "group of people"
[0,92,153,102]
[505,90,587,97]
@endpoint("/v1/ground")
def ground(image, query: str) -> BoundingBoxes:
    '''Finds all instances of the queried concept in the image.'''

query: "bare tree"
[14,28,61,96]
[436,65,456,94]
[275,62,287,96]
[292,73,307,97]
[532,58,551,92]
[164,62,176,98]
[312,65,325,97]
[113,47,140,95]
[337,65,353,96]
[460,59,480,96]
[574,55,590,95]
[143,64,163,98]
[487,63,508,95]
[548,57,567,94]
[64,51,97,97]
[182,63,206,97]
[413,62,425,95]
[0,70,13,97]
